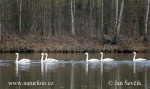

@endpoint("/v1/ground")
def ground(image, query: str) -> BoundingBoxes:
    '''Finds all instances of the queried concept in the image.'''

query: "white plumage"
[100,52,114,61]
[85,52,99,62]
[133,52,146,61]
[15,53,30,63]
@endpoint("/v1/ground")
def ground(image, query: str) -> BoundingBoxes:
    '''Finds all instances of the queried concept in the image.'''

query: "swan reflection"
[85,61,104,89]
[41,63,44,77]
[85,61,88,74]
[15,63,31,76]
[133,62,148,89]
[133,61,147,75]
[41,62,58,77]
[100,62,103,89]
[85,62,101,74]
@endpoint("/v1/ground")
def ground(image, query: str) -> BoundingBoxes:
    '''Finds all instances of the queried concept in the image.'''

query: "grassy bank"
[0,31,150,53]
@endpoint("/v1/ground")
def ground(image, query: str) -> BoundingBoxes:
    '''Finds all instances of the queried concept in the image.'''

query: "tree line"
[0,0,150,43]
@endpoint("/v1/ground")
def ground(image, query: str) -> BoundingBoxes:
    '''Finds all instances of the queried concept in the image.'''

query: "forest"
[0,0,150,53]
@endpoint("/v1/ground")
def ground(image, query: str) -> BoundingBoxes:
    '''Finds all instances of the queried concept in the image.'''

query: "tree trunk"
[116,0,118,31]
[96,0,100,38]
[71,0,75,35]
[43,5,46,35]
[117,0,124,37]
[19,0,22,33]
[51,0,55,36]
[113,0,124,44]
[101,0,104,37]
[89,0,92,37]
[144,0,150,41]
[0,17,1,42]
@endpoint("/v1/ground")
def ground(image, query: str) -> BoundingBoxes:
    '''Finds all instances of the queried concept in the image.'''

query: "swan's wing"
[45,58,57,60]
[19,58,30,63]
[45,58,58,62]
[102,58,114,61]
[135,58,146,61]
[88,58,99,62]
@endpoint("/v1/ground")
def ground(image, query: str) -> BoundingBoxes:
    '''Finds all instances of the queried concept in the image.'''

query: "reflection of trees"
[70,63,75,89]
[115,66,122,89]
[15,63,31,89]
[145,67,148,89]
[13,60,150,89]
[133,61,148,89]
[15,63,31,76]
[84,62,102,89]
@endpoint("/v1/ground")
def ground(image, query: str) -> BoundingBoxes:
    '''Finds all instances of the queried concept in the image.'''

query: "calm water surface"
[0,53,150,89]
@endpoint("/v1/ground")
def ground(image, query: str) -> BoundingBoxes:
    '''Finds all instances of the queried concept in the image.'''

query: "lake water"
[0,53,150,89]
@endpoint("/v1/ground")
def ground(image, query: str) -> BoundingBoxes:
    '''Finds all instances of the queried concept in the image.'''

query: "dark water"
[0,53,150,89]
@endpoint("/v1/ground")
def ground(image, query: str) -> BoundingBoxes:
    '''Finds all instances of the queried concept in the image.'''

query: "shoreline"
[0,32,150,53]
[0,47,149,53]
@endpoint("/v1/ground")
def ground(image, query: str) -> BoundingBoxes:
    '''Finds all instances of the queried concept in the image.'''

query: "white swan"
[100,52,114,61]
[15,53,30,63]
[41,53,45,62]
[44,53,58,62]
[133,52,146,61]
[85,52,99,62]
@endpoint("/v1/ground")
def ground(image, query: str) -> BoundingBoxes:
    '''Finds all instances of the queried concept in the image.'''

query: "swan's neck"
[133,53,136,61]
[16,54,19,62]
[45,54,48,60]
[101,53,103,61]
[41,54,44,62]
[86,54,88,61]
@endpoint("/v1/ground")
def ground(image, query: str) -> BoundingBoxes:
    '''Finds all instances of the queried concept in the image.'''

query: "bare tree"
[113,0,124,43]
[116,0,118,30]
[95,0,100,38]
[117,0,124,37]
[43,5,46,35]
[89,0,93,37]
[71,0,75,35]
[19,0,22,33]
[51,0,55,35]
[0,17,1,42]
[144,0,150,41]
[101,0,104,36]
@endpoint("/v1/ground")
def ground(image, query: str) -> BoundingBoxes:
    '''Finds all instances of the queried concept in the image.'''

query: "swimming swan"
[15,53,30,63]
[133,52,146,61]
[85,52,99,62]
[100,52,114,61]
[44,53,58,62]
[41,53,45,62]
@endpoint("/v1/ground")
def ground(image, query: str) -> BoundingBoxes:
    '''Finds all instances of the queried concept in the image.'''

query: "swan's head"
[15,53,18,55]
[85,52,88,55]
[41,53,44,55]
[45,53,48,55]
[100,52,103,55]
[133,52,136,54]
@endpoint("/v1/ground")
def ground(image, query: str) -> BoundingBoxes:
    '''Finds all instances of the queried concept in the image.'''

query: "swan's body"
[85,52,99,62]
[133,52,146,61]
[100,52,114,61]
[15,53,30,63]
[44,53,58,62]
